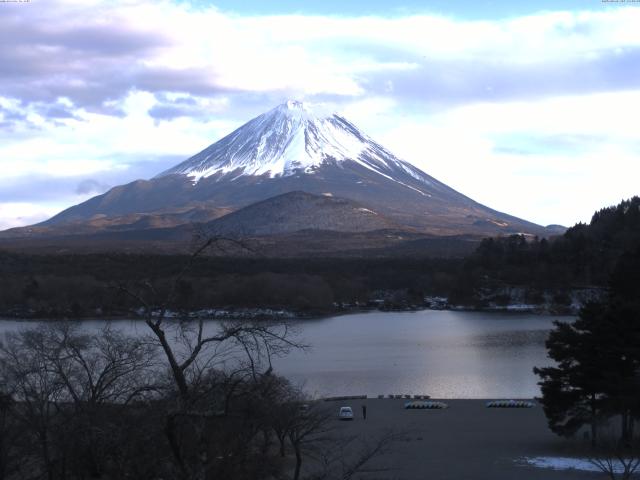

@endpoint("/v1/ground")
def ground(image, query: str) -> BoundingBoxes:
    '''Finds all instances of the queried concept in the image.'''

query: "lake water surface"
[0,310,565,399]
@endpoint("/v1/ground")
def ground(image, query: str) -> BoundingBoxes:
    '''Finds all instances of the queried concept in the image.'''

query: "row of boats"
[404,399,536,409]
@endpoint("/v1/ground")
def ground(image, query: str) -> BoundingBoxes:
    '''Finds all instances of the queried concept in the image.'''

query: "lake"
[0,310,564,399]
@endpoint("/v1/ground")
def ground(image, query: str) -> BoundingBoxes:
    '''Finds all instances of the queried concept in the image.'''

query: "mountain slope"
[204,191,401,236]
[0,202,230,239]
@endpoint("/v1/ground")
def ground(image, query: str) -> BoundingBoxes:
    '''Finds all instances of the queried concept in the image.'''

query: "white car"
[338,406,354,420]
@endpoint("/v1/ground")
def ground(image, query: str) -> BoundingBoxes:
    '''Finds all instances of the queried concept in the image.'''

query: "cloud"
[0,157,184,204]
[148,94,230,121]
[0,154,184,231]
[3,2,637,121]
[75,179,111,195]
[376,89,640,226]
[362,47,640,109]
[0,202,63,230]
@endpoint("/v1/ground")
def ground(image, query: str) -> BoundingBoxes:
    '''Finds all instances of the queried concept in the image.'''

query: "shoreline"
[0,302,579,322]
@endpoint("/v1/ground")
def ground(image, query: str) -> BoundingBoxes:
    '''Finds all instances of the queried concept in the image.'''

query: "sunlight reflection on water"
[272,310,563,398]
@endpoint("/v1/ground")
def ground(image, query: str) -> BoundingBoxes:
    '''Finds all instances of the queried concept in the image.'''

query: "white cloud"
[13,1,639,101]
[0,203,64,230]
[377,90,640,226]
[0,91,240,183]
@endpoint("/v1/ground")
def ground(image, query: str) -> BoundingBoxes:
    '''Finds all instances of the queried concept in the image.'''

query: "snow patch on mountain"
[156,100,432,196]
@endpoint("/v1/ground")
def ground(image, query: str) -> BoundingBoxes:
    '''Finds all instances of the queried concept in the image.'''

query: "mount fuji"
[2,100,554,253]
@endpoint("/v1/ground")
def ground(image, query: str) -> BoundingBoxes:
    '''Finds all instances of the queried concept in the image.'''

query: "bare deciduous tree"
[0,323,159,479]
[0,392,18,480]
[588,428,640,480]
[304,427,402,480]
[116,237,303,402]
[114,237,308,480]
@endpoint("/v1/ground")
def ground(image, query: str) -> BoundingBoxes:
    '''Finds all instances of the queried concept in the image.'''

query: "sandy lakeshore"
[318,398,599,480]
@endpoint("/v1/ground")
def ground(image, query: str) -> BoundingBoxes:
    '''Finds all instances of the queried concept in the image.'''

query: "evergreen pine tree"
[534,302,610,445]
[535,248,640,445]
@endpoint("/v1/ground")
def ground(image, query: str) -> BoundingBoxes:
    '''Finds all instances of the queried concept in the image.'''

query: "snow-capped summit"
[157,100,430,187]
[279,99,313,113]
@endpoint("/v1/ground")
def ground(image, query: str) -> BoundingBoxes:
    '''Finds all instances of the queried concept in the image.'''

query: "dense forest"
[0,252,456,318]
[452,196,640,306]
[470,196,640,287]
[0,197,638,318]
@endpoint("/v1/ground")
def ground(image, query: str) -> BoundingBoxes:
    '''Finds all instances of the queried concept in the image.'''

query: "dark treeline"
[0,253,461,317]
[468,196,640,287]
[450,197,640,305]
[1,197,639,317]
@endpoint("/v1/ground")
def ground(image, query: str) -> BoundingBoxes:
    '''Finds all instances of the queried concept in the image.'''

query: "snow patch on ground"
[520,456,630,473]
[356,207,377,215]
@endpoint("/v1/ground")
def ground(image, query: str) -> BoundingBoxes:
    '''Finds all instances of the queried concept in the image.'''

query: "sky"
[1,0,639,230]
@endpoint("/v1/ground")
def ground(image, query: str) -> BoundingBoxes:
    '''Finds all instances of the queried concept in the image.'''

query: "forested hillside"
[446,197,640,308]
[467,196,640,286]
